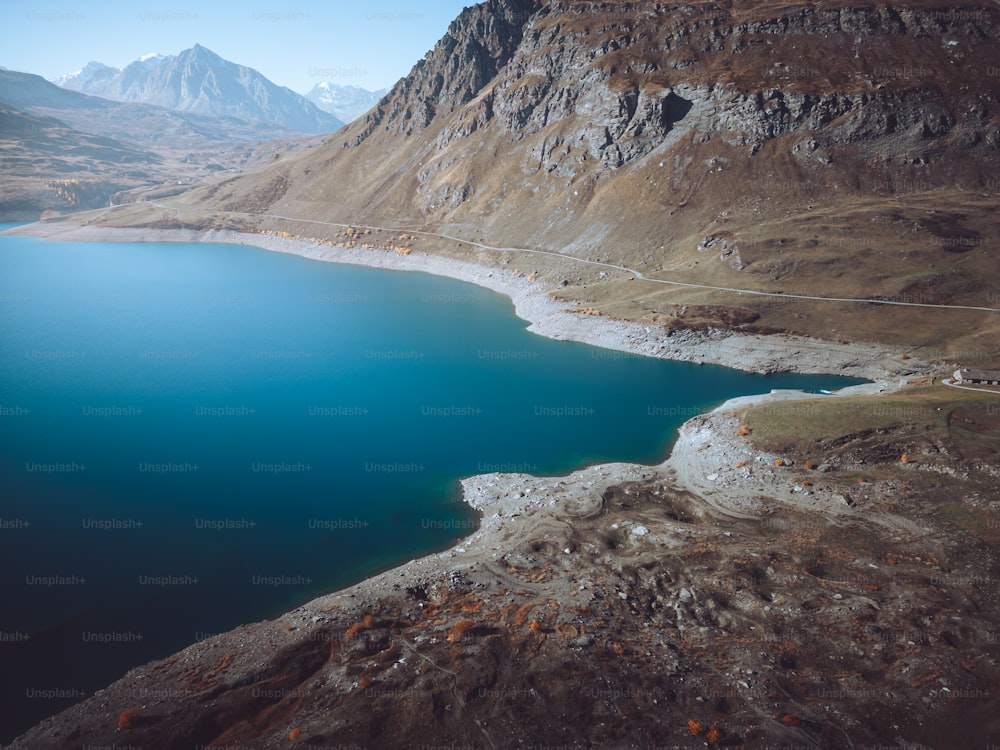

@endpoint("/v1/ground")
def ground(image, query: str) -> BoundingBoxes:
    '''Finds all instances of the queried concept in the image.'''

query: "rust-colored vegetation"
[117,708,140,730]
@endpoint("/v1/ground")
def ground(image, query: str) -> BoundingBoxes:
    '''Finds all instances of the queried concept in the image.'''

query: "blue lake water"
[0,226,866,740]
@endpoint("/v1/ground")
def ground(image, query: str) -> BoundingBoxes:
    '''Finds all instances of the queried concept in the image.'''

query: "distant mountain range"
[0,69,325,218]
[55,45,343,134]
[0,69,311,150]
[304,82,386,123]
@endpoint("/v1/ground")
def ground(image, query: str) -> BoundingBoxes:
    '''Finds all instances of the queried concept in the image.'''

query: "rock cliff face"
[354,0,537,140]
[353,0,997,176]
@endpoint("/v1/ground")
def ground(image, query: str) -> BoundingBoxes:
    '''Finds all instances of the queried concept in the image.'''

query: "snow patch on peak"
[55,61,121,89]
[305,82,387,122]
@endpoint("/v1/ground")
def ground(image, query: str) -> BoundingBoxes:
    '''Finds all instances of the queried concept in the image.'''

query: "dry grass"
[744,385,996,451]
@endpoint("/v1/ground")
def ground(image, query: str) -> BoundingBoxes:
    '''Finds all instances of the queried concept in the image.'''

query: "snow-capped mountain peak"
[55,61,120,90]
[304,81,386,123]
[54,46,343,134]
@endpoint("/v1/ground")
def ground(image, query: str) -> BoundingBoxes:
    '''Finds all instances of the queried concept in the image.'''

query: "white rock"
[631,525,650,536]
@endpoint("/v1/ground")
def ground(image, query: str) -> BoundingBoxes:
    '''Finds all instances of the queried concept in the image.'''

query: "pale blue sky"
[3,0,471,93]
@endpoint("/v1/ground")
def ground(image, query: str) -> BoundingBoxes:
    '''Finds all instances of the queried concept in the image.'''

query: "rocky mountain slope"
[55,45,344,134]
[93,0,1000,364]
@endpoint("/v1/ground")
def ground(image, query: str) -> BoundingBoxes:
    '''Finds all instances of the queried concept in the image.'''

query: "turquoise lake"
[0,226,866,740]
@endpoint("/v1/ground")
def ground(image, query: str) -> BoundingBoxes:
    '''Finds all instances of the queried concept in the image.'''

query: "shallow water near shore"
[0,226,866,740]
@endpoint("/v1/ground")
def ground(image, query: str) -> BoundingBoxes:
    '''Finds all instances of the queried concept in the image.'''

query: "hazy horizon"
[2,0,469,94]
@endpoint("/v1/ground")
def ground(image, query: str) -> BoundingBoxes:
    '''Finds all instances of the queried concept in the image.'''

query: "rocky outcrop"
[355,0,999,186]
[353,0,539,142]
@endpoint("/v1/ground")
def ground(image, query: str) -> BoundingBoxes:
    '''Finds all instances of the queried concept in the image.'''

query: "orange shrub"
[117,708,140,730]
[706,725,721,744]
[448,619,476,643]
[513,603,535,627]
[687,718,704,736]
[289,727,301,741]
[343,622,365,642]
